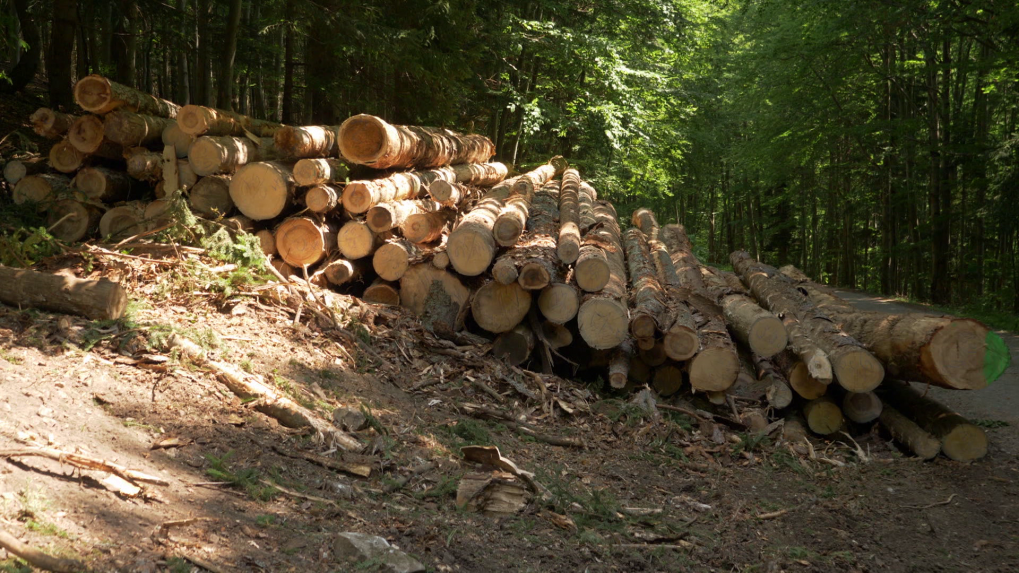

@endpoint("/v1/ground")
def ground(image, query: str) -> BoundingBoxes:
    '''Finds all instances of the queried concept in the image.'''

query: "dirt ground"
[0,247,1015,573]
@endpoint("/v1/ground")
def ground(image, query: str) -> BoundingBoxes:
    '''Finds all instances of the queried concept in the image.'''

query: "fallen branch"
[270,444,372,478]
[0,447,168,486]
[903,493,958,510]
[385,462,437,493]
[262,479,337,506]
[462,404,585,448]
[0,528,83,573]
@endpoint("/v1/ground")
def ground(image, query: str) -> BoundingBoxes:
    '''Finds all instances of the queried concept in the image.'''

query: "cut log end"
[276,217,333,267]
[73,75,113,112]
[341,182,374,214]
[663,327,699,361]
[447,230,495,277]
[518,262,552,291]
[688,347,739,392]
[575,248,610,292]
[373,242,412,282]
[577,298,628,350]
[256,229,277,257]
[941,424,988,462]
[337,115,388,165]
[804,398,844,436]
[305,185,340,213]
[47,199,97,242]
[363,280,401,306]
[833,349,885,393]
[537,283,580,324]
[493,324,535,366]
[653,364,684,396]
[842,391,883,424]
[924,320,1009,390]
[472,281,532,334]
[229,162,294,221]
[748,316,788,358]
[788,360,827,400]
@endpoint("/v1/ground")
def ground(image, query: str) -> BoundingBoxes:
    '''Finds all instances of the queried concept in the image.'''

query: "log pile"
[2,76,1009,463]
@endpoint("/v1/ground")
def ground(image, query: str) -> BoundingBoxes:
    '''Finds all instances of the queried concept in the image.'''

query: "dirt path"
[835,290,1019,455]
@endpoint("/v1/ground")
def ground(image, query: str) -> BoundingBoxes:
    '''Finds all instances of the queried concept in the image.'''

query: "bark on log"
[228,161,296,220]
[493,181,537,247]
[446,178,519,276]
[426,162,509,206]
[48,138,88,173]
[13,173,69,205]
[30,107,77,139]
[0,265,128,319]
[842,391,883,424]
[46,198,100,242]
[0,527,83,573]
[622,227,673,341]
[188,135,279,176]
[471,280,532,334]
[256,229,277,257]
[176,104,282,137]
[3,157,46,185]
[304,184,340,214]
[337,221,391,260]
[67,114,106,153]
[731,251,884,392]
[538,281,580,324]
[162,123,194,158]
[275,216,337,268]
[608,339,635,389]
[631,207,660,240]
[363,279,401,306]
[189,175,234,217]
[342,166,466,215]
[99,202,146,239]
[403,209,456,244]
[512,161,561,194]
[753,354,794,409]
[337,114,495,169]
[700,266,787,357]
[103,110,176,147]
[772,349,826,399]
[577,201,629,350]
[493,180,561,291]
[643,232,699,361]
[803,396,844,436]
[778,265,1010,390]
[493,324,535,366]
[125,147,163,181]
[557,168,582,264]
[74,74,180,117]
[274,125,339,159]
[322,257,369,286]
[373,238,422,281]
[73,166,131,202]
[400,264,471,333]
[293,157,351,187]
[877,380,987,461]
[878,404,941,460]
[367,199,440,233]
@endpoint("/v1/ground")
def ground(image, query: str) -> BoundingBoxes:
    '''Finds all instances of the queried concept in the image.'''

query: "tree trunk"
[217,0,243,110]
[103,110,176,147]
[337,114,496,169]
[337,221,390,260]
[176,105,283,137]
[228,161,296,220]
[471,280,532,334]
[622,227,673,343]
[188,136,279,176]
[428,162,508,206]
[803,396,843,436]
[161,123,195,158]
[731,252,884,393]
[255,229,277,257]
[778,265,1009,390]
[878,404,941,460]
[399,264,471,333]
[274,125,338,159]
[493,324,535,366]
[12,173,70,205]
[47,0,78,108]
[30,108,76,139]
[2,0,41,94]
[878,380,987,461]
[700,266,787,358]
[608,339,634,389]
[189,175,234,217]
[367,200,440,233]
[577,201,629,350]
[321,257,368,286]
[293,158,351,187]
[275,216,336,267]
[0,265,127,319]
[373,238,423,282]
[99,201,146,239]
[494,180,561,291]
[67,114,107,153]
[557,168,582,264]
[304,185,340,214]
[3,157,46,186]
[363,279,400,306]
[73,167,131,202]
[402,210,456,244]
[74,74,179,117]
[446,178,519,276]
[46,198,100,242]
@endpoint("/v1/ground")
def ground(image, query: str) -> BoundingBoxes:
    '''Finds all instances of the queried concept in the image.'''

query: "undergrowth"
[204,450,279,502]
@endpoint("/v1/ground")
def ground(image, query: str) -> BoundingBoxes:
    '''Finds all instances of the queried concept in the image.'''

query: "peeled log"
[48,139,88,173]
[608,339,635,389]
[878,404,941,460]
[622,227,673,341]
[842,391,883,424]
[773,350,826,399]
[293,158,351,187]
[446,178,518,276]
[403,210,456,244]
[31,108,77,139]
[74,74,180,117]
[304,185,340,214]
[229,161,296,220]
[367,200,439,233]
[373,238,421,281]
[99,202,146,239]
[103,110,175,147]
[3,157,46,185]
[274,125,338,159]
[538,281,580,325]
[0,265,128,320]
[67,115,106,153]
[363,279,401,306]
[778,265,1009,390]
[700,266,787,358]
[399,264,471,333]
[731,251,884,393]
[73,167,131,202]
[176,105,282,137]
[471,281,532,334]
[189,175,234,217]
[337,221,390,260]
[47,199,100,242]
[275,216,336,268]
[188,136,279,176]
[577,201,629,350]
[321,257,368,286]
[557,169,582,264]
[337,114,495,169]
[803,397,844,436]
[13,174,70,205]
[125,148,163,181]
[878,380,987,461]
[493,324,535,366]
[162,123,194,158]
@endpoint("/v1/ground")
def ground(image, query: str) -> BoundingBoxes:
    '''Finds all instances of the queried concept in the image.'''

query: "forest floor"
[0,247,1016,573]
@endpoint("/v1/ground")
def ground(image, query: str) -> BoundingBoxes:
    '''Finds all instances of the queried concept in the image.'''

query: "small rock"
[332,407,368,432]
[333,532,424,573]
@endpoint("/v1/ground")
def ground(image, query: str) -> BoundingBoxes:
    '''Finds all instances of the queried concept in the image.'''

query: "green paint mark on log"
[985,331,1010,385]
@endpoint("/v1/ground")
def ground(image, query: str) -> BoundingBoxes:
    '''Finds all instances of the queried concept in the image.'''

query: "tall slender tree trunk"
[281,0,296,124]
[47,0,78,107]
[217,0,243,110]
[2,0,41,94]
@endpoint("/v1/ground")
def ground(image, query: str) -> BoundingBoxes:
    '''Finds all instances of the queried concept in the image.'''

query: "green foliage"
[0,226,61,268]
[202,227,267,270]
[204,451,279,502]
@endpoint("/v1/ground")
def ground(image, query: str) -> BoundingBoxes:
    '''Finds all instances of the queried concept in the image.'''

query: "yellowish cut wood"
[162,123,195,158]
[3,157,46,185]
[399,264,471,332]
[103,110,175,147]
[577,200,629,350]
[304,184,341,214]
[427,163,509,206]
[803,397,844,436]
[557,168,582,264]
[46,199,100,242]
[446,178,518,276]
[322,257,368,286]
[373,238,421,281]
[74,74,181,117]
[367,200,439,233]
[363,279,401,306]
[13,174,70,206]
[274,125,339,159]
[176,104,282,137]
[402,210,455,244]
[48,139,87,173]
[188,135,279,176]
[125,147,163,181]
[471,280,532,334]
[228,161,296,220]
[0,265,128,320]
[337,114,496,169]
[275,216,337,267]
[878,380,987,462]
[773,350,826,399]
[99,202,146,239]
[537,282,580,324]
[30,107,78,139]
[878,404,941,460]
[73,166,131,202]
[189,175,234,217]
[255,229,277,257]
[293,157,351,187]
[608,339,635,388]
[67,114,106,153]
[337,221,390,260]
